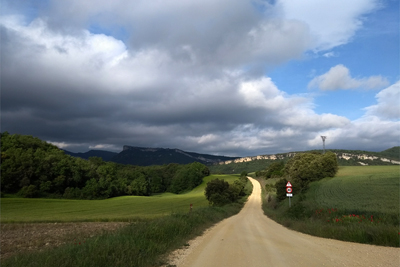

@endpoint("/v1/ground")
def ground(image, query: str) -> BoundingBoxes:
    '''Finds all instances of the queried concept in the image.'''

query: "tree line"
[0,132,209,199]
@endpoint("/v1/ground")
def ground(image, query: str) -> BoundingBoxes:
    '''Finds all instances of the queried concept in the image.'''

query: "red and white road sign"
[286,181,292,187]
[286,187,292,193]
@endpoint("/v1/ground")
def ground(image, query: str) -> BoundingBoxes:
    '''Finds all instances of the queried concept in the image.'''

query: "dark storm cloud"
[1,0,398,156]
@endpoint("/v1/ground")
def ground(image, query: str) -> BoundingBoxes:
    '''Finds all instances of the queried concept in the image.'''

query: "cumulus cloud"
[364,81,400,120]
[277,0,378,51]
[308,64,389,90]
[1,0,394,156]
[308,116,400,152]
[308,82,400,151]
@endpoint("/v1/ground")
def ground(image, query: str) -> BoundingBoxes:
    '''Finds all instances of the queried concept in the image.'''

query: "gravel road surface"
[168,177,399,267]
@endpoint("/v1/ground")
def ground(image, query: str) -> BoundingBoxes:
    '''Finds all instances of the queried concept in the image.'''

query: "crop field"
[306,166,399,215]
[1,174,239,223]
[262,165,400,247]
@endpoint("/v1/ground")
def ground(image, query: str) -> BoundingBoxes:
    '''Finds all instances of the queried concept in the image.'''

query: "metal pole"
[289,197,291,207]
[321,136,327,154]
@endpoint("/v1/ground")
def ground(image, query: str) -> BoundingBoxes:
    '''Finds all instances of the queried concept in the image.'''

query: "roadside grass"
[1,175,239,223]
[1,175,252,267]
[260,166,400,247]
[2,204,246,267]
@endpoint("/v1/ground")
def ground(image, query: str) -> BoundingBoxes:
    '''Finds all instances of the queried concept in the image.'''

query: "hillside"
[379,146,400,160]
[63,149,118,161]
[63,146,238,166]
[0,133,211,199]
[110,145,238,166]
[209,148,400,174]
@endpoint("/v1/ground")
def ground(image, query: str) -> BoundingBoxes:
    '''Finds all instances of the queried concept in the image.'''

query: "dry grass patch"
[1,222,129,260]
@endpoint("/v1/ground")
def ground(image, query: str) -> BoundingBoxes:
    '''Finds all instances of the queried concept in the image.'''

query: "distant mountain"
[110,145,239,166]
[63,146,239,166]
[63,146,400,168]
[63,149,119,161]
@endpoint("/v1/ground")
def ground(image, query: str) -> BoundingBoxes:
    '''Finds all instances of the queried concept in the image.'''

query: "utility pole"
[321,136,327,154]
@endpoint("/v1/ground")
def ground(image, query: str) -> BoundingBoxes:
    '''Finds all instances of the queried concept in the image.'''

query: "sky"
[1,0,399,157]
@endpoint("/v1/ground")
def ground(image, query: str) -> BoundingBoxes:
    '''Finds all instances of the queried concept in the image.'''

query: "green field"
[262,165,400,247]
[1,174,239,223]
[306,166,400,214]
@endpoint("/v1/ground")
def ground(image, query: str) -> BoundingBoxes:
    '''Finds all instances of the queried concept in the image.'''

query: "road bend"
[176,177,399,267]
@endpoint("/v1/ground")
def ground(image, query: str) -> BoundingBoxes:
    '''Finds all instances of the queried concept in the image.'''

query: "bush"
[204,179,232,206]
[286,202,307,219]
[284,152,338,189]
[204,177,250,206]
[275,178,288,202]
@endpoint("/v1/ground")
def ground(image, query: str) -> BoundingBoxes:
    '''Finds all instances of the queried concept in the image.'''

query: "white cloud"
[364,81,400,120]
[47,141,72,149]
[322,52,336,58]
[88,144,118,150]
[277,0,379,51]
[308,64,389,90]
[239,77,292,109]
[308,82,400,151]
[308,116,400,151]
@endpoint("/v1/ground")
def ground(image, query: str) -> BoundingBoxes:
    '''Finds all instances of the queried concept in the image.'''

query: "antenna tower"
[321,136,327,154]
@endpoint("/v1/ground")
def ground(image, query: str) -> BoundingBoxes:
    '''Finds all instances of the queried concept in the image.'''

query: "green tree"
[169,162,209,194]
[18,185,39,198]
[130,176,150,196]
[204,179,232,206]
[81,178,100,199]
[264,161,285,179]
[284,152,338,190]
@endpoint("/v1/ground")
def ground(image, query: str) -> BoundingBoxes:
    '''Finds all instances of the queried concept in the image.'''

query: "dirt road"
[170,177,399,267]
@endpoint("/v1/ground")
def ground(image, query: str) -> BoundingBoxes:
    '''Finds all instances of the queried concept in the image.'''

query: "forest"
[0,132,210,199]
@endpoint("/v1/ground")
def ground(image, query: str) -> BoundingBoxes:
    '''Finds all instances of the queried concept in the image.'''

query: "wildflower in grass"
[74,239,86,245]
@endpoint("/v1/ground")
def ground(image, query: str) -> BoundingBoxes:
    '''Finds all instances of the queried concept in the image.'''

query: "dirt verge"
[1,222,129,260]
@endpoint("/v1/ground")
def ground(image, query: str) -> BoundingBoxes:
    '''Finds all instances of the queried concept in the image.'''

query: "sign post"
[286,182,293,207]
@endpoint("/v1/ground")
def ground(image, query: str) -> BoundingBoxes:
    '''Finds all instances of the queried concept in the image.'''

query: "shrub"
[204,179,232,206]
[284,152,338,189]
[204,177,249,206]
[286,202,307,219]
[275,178,288,202]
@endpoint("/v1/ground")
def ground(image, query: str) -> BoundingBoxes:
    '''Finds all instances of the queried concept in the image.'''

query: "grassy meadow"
[307,166,399,214]
[1,174,239,223]
[2,174,253,267]
[262,165,400,247]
